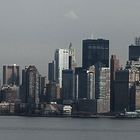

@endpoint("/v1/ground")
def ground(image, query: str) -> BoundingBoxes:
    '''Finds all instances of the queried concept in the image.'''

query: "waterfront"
[0,116,140,140]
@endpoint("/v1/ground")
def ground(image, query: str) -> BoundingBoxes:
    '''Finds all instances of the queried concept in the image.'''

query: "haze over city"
[0,0,140,75]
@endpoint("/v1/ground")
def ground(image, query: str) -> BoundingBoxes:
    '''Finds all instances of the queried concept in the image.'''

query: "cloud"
[65,10,78,20]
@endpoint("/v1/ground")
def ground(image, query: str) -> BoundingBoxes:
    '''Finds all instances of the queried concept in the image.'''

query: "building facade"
[62,69,75,100]
[75,66,95,100]
[95,66,110,113]
[21,66,40,107]
[110,55,120,112]
[69,43,77,70]
[114,68,140,112]
[48,60,56,83]
[3,64,20,86]
[55,49,69,88]
[82,39,109,69]
[129,45,140,61]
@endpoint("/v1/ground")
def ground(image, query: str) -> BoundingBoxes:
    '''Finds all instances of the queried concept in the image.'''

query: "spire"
[69,42,72,49]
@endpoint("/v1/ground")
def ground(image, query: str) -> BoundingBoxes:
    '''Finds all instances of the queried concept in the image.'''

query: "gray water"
[0,116,140,140]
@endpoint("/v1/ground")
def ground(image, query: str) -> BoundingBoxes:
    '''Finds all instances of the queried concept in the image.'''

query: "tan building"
[3,64,20,86]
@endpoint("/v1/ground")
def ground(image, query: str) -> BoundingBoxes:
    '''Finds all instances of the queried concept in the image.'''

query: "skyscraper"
[114,68,140,112]
[62,69,75,100]
[48,60,56,83]
[55,49,69,88]
[95,66,110,113]
[3,64,20,86]
[69,43,77,70]
[21,65,40,106]
[110,55,120,112]
[129,37,140,61]
[82,39,109,69]
[75,66,95,100]
[95,67,110,99]
[129,45,140,61]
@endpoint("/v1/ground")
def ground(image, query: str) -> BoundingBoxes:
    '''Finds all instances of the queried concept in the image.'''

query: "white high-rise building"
[135,37,140,46]
[55,49,69,88]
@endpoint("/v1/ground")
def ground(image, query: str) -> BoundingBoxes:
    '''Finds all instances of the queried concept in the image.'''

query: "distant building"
[38,76,47,102]
[46,82,61,102]
[135,37,140,46]
[21,66,40,107]
[55,49,69,87]
[39,76,46,95]
[110,55,120,112]
[129,38,140,61]
[95,65,110,99]
[72,99,97,115]
[75,66,95,100]
[48,60,56,83]
[130,82,140,111]
[82,39,109,69]
[1,85,19,103]
[3,64,20,86]
[62,69,75,100]
[129,45,140,61]
[95,66,110,113]
[69,43,77,70]
[114,68,140,112]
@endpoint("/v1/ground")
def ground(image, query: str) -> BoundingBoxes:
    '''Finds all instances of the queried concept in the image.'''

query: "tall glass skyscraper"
[55,49,69,88]
[82,39,109,69]
[129,37,140,61]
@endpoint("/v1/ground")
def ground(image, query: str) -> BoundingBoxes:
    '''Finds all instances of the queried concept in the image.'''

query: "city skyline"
[0,0,140,75]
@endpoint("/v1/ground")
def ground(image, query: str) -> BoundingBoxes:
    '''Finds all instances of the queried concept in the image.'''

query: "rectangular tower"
[3,64,20,86]
[110,55,120,112]
[55,49,69,88]
[82,39,109,69]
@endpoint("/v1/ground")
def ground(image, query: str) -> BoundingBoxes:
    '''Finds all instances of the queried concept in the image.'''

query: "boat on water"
[115,110,140,119]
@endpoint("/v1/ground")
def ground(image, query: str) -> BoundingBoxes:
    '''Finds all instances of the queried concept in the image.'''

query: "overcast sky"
[0,0,140,75]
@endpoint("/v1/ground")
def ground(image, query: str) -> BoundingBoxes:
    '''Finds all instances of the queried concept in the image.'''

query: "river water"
[0,116,140,140]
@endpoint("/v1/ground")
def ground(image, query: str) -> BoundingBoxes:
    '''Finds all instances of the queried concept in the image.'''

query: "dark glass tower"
[129,45,140,61]
[82,39,109,69]
[110,55,120,112]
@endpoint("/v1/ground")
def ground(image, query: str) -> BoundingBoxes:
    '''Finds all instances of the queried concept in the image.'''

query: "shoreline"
[0,113,138,119]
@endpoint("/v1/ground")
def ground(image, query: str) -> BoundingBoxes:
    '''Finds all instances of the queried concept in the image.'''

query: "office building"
[95,66,110,113]
[48,60,56,83]
[55,49,69,88]
[129,38,140,61]
[82,39,109,69]
[3,64,20,86]
[135,37,140,46]
[129,45,140,61]
[69,43,77,70]
[110,55,120,112]
[114,68,140,112]
[21,66,40,106]
[130,82,140,111]
[38,76,47,102]
[75,66,95,100]
[46,82,61,102]
[62,69,75,100]
[1,85,19,103]
[95,66,110,99]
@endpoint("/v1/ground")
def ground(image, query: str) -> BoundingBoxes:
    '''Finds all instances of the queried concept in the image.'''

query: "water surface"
[0,116,140,140]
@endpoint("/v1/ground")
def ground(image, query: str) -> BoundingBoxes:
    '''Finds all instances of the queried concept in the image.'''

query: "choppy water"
[0,116,140,140]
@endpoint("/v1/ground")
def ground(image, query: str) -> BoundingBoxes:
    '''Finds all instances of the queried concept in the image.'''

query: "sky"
[0,0,140,76]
